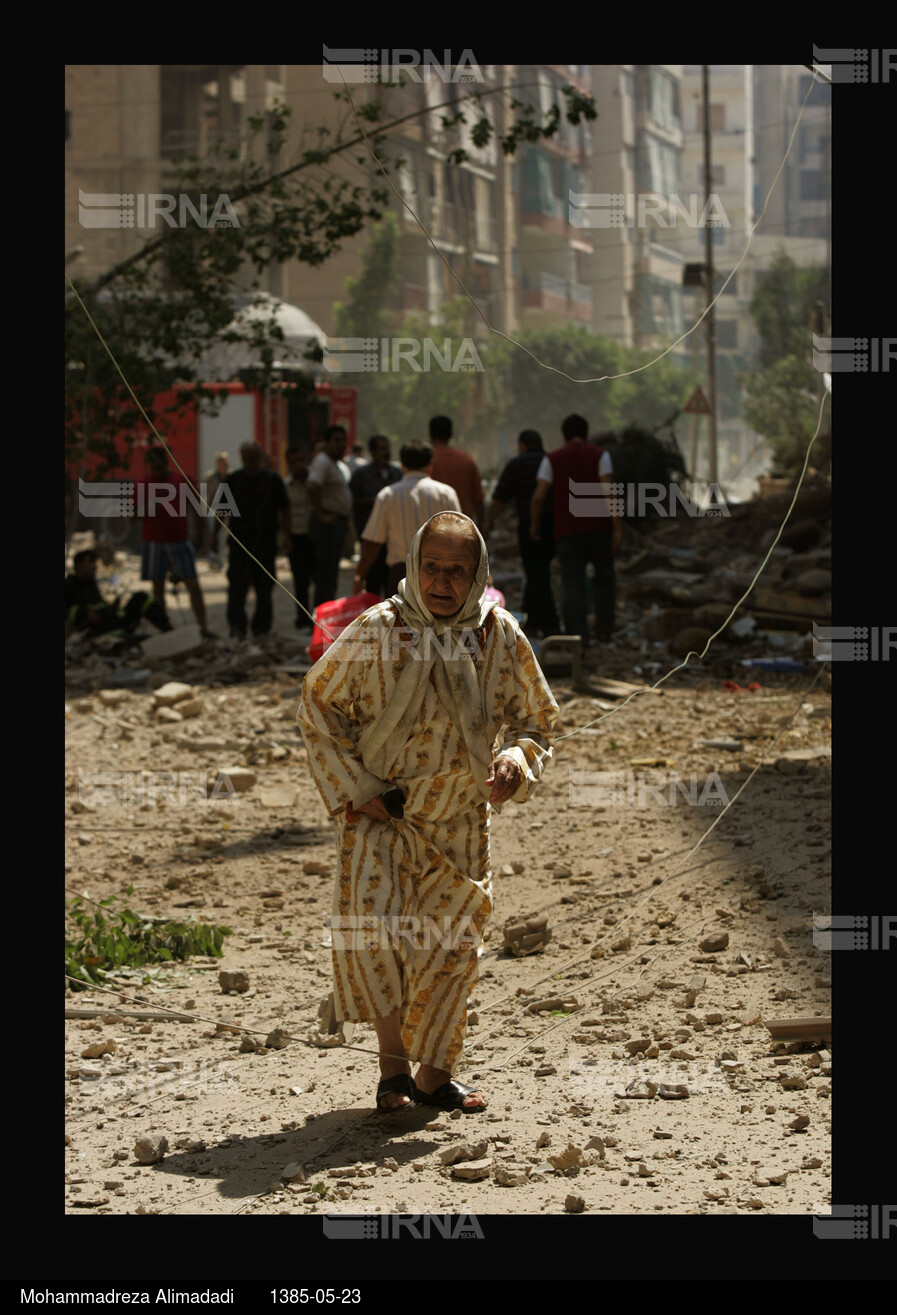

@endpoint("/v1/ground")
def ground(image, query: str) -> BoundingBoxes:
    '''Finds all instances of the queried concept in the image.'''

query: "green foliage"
[741,250,829,474]
[493,325,699,444]
[66,890,232,989]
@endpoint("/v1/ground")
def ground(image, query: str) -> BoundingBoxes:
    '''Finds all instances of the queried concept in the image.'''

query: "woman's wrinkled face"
[419,528,479,617]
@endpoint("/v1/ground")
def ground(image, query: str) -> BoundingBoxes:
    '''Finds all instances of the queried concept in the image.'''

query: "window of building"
[648,69,681,134]
[799,171,827,201]
[716,320,738,349]
[160,65,247,158]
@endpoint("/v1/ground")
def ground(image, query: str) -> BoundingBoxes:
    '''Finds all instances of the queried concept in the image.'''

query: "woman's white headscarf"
[356,513,499,798]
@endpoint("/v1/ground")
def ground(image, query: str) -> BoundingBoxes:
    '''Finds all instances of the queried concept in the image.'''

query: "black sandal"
[375,1072,414,1112]
[411,1079,488,1113]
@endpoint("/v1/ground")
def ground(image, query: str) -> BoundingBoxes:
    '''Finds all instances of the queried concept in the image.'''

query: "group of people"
[66,410,620,654]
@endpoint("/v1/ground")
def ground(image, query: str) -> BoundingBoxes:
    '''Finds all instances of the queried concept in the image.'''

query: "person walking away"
[135,447,214,638]
[529,414,621,646]
[352,442,461,597]
[427,415,484,525]
[349,436,402,597]
[484,429,560,636]
[210,441,291,639]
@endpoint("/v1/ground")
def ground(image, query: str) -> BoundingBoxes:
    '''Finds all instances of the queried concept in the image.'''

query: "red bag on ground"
[307,592,382,664]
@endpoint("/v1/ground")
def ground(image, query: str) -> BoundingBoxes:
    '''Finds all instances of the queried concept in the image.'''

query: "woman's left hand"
[486,755,523,805]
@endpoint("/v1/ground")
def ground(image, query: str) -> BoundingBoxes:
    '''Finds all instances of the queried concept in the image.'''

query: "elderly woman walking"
[297,512,558,1113]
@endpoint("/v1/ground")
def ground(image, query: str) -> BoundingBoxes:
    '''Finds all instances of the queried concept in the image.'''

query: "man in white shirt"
[352,442,461,596]
[285,449,315,629]
[307,425,354,606]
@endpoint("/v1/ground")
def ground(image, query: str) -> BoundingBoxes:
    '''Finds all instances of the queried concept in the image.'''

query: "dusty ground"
[65,553,832,1217]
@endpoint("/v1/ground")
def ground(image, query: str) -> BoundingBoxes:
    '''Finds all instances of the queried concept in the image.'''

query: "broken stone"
[564,1194,586,1213]
[789,1115,810,1131]
[80,1039,116,1059]
[214,767,256,794]
[134,1135,168,1164]
[657,1084,689,1100]
[175,697,203,719]
[265,1027,291,1050]
[536,1131,551,1149]
[547,1143,585,1172]
[303,860,330,876]
[239,1033,264,1053]
[503,912,551,957]
[586,1136,605,1158]
[440,1140,489,1167]
[282,1162,306,1183]
[779,1075,807,1091]
[699,933,729,953]
[624,1038,651,1056]
[97,688,129,707]
[802,1157,823,1170]
[155,707,183,724]
[534,1065,557,1077]
[152,682,195,707]
[450,1158,492,1181]
[610,932,631,953]
[494,1167,525,1187]
[772,937,790,958]
[622,1079,657,1100]
[219,969,250,993]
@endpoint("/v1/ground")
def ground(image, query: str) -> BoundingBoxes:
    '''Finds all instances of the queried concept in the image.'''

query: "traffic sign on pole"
[683,386,712,416]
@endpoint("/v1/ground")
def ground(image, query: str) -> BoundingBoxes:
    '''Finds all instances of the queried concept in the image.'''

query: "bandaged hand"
[486,755,523,805]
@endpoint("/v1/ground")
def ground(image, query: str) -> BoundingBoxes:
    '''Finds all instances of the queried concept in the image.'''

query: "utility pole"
[702,65,719,485]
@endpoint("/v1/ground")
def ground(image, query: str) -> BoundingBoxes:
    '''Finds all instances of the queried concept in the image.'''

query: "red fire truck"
[67,378,358,548]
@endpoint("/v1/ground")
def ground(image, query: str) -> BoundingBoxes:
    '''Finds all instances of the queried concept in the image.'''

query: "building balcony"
[521,271,591,320]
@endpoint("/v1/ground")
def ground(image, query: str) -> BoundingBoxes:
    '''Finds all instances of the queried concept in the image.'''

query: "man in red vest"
[529,414,622,646]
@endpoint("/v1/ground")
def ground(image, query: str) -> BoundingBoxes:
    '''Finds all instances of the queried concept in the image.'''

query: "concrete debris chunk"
[657,1083,690,1100]
[699,932,729,953]
[450,1159,492,1181]
[440,1140,489,1166]
[219,969,250,993]
[134,1135,168,1164]
[503,912,551,957]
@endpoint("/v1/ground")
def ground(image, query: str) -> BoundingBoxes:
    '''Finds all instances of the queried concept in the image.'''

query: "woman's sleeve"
[493,615,559,804]
[296,614,392,815]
